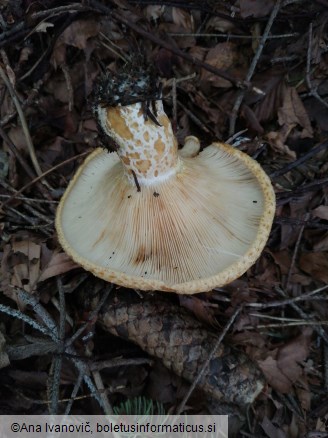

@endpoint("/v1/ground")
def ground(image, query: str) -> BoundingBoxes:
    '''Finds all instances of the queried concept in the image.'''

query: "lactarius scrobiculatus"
[55,59,275,294]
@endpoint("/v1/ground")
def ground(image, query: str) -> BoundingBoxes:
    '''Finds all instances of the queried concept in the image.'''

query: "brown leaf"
[299,252,328,283]
[258,354,292,393]
[179,295,219,327]
[201,42,239,88]
[312,205,328,220]
[266,127,297,159]
[39,252,79,282]
[172,7,194,31]
[12,240,41,292]
[313,233,328,252]
[52,19,100,66]
[144,5,165,21]
[239,0,275,18]
[278,86,313,138]
[277,328,312,384]
[258,328,312,393]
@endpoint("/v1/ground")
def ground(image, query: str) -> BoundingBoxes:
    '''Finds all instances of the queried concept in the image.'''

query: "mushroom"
[55,62,275,294]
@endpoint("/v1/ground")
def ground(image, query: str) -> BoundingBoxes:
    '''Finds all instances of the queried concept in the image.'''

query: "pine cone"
[97,295,265,406]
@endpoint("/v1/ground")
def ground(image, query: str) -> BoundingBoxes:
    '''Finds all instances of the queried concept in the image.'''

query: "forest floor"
[0,1,328,437]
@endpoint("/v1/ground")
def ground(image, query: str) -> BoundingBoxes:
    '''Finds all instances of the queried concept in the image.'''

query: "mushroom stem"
[97,100,181,186]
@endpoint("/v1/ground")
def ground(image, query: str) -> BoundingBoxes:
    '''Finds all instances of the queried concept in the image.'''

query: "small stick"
[0,62,50,187]
[176,305,242,414]
[229,0,283,135]
[172,77,177,133]
[246,284,328,309]
[324,344,328,391]
[61,63,74,112]
[90,357,153,372]
[177,101,212,134]
[169,32,299,39]
[270,140,328,179]
[306,23,328,109]
[92,370,113,414]
[285,212,310,290]
[275,287,328,345]
[90,1,244,88]
[1,150,90,208]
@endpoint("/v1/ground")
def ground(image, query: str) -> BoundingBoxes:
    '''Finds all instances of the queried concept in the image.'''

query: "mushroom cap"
[55,142,275,294]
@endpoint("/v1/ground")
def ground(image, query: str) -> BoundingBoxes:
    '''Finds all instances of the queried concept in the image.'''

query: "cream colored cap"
[55,142,275,294]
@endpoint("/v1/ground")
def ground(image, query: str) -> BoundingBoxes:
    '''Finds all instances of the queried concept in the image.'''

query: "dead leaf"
[201,42,239,88]
[312,205,328,220]
[12,240,41,292]
[35,22,54,33]
[278,86,313,138]
[206,17,235,33]
[144,5,165,21]
[266,127,297,159]
[239,0,275,18]
[277,327,312,384]
[259,354,292,393]
[261,416,286,438]
[299,252,328,282]
[258,328,312,393]
[39,252,79,282]
[313,233,328,252]
[52,19,100,66]
[179,295,219,327]
[172,7,194,31]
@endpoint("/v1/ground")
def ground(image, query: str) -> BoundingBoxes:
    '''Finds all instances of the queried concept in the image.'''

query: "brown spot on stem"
[107,107,133,140]
[154,138,165,155]
[144,131,150,141]
[136,159,151,173]
[129,152,141,159]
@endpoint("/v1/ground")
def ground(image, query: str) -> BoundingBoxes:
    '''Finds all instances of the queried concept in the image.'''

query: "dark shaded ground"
[0,1,328,436]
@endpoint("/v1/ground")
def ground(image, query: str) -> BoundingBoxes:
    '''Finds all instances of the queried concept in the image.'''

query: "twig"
[176,305,242,414]
[270,140,328,179]
[64,371,84,415]
[244,321,328,329]
[0,126,51,201]
[0,76,48,126]
[275,287,328,345]
[306,23,328,109]
[5,206,53,236]
[65,284,114,348]
[1,150,90,208]
[92,370,113,414]
[285,213,310,290]
[61,63,74,112]
[0,303,53,338]
[0,194,58,204]
[324,344,328,392]
[57,277,66,342]
[49,355,62,414]
[169,32,299,39]
[0,63,50,187]
[0,4,93,46]
[172,77,177,132]
[229,0,283,135]
[177,101,211,133]
[246,284,328,309]
[274,216,328,230]
[90,357,153,371]
[17,289,59,341]
[90,1,244,88]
